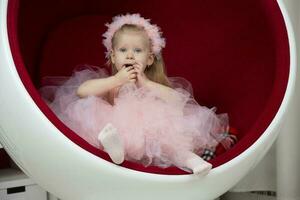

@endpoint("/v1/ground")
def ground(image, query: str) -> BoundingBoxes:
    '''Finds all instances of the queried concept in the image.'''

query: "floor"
[220,192,276,200]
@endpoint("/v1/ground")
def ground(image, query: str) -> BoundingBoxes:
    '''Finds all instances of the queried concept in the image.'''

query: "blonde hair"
[108,24,171,87]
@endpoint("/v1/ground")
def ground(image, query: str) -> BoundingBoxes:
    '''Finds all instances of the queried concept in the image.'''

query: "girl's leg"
[162,145,212,175]
[98,123,125,164]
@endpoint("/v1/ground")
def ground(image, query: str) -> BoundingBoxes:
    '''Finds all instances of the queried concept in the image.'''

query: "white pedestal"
[0,168,47,200]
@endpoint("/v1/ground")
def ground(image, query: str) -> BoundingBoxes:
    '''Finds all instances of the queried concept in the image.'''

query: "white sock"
[98,123,125,165]
[185,153,212,176]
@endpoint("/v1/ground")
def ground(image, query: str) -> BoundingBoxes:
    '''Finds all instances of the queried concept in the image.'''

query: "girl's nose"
[126,51,134,59]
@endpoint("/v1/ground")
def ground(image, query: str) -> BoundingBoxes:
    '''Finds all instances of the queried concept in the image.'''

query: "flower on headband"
[102,13,166,59]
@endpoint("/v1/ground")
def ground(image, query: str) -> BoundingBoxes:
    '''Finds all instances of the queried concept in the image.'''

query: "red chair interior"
[7,0,289,174]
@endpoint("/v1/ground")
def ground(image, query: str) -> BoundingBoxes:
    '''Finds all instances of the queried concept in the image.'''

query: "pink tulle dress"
[40,66,231,171]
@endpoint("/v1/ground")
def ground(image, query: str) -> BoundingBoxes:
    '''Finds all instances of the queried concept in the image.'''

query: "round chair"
[0,0,296,199]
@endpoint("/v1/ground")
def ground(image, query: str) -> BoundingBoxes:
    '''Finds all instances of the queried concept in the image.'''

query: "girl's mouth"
[124,64,133,68]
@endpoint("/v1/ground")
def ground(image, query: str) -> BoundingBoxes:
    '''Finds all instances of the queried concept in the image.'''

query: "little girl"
[40,14,234,175]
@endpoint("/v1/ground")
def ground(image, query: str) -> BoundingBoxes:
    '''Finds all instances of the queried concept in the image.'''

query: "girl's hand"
[114,65,137,85]
[133,62,149,87]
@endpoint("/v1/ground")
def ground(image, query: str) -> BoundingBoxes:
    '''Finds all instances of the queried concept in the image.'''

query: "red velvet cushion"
[7,0,289,175]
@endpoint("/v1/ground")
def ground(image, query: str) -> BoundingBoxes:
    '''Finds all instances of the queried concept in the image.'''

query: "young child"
[40,13,234,176]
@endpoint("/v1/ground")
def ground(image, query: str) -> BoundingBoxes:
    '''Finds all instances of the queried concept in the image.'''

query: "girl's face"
[110,30,154,71]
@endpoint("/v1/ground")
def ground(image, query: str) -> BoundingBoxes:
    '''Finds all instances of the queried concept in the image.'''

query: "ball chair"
[0,0,296,199]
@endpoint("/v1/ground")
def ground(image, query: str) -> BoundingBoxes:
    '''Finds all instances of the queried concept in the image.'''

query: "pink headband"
[102,13,166,59]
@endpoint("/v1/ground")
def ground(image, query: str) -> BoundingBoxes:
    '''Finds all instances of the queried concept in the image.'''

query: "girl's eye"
[119,48,126,52]
[134,48,142,53]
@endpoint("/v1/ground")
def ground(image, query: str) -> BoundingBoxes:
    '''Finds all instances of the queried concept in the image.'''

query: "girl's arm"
[77,76,122,98]
[133,63,183,104]
[77,65,137,98]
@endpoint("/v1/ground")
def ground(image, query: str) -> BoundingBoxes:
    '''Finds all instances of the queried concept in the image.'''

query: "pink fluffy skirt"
[40,66,231,170]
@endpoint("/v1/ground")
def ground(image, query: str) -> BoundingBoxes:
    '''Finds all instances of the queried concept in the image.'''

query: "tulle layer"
[40,66,230,169]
